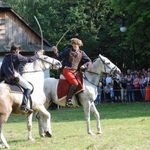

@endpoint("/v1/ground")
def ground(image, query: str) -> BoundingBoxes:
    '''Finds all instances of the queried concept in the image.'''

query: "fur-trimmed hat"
[70,38,83,46]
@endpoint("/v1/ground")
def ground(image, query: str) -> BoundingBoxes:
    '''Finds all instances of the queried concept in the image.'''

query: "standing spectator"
[95,82,102,105]
[120,73,127,102]
[139,74,145,100]
[133,73,142,101]
[144,71,150,86]
[101,74,107,101]
[113,80,121,102]
[105,74,114,103]
[144,71,150,101]
[125,74,134,102]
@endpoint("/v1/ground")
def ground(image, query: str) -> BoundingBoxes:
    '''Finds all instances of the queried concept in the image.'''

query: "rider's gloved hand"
[35,49,44,58]
[80,65,86,72]
[51,46,58,54]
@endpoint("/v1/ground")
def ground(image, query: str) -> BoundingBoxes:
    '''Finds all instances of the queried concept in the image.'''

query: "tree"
[5,0,150,69]
[110,0,150,69]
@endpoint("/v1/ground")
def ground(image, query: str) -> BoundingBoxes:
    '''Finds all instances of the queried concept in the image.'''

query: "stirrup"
[66,99,73,107]
[20,106,33,114]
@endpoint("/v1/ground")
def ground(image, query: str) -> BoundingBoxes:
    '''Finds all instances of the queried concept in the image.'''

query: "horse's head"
[98,54,121,80]
[37,52,62,70]
[21,50,62,74]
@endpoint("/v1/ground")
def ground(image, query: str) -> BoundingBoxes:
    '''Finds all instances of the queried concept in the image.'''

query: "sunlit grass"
[3,102,150,150]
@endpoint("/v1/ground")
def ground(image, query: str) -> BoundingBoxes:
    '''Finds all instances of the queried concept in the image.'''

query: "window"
[0,18,5,39]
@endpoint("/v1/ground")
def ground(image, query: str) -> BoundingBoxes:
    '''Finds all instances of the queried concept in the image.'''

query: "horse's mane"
[87,55,101,72]
[19,59,42,73]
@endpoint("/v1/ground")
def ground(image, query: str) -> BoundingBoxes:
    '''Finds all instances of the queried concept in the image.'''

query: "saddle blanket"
[57,72,84,101]
[7,84,23,93]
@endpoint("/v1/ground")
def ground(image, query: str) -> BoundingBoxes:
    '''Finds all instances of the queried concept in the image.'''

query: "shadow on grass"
[9,138,27,144]
[9,136,42,143]
[7,114,37,124]
[7,102,150,123]
[50,102,150,122]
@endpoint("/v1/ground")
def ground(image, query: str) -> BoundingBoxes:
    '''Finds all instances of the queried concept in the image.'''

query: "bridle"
[84,55,118,86]
[98,55,118,76]
[38,57,56,70]
[21,57,58,73]
[84,71,101,86]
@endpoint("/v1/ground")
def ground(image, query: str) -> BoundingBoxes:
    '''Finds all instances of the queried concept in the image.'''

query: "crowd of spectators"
[95,68,150,104]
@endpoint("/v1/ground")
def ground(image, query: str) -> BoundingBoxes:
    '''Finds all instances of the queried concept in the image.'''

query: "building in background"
[0,1,51,53]
[0,1,52,77]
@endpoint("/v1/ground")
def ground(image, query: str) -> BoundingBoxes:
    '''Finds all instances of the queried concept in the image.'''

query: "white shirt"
[106,76,113,85]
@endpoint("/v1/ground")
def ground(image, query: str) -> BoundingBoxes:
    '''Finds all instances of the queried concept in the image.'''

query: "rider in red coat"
[51,38,92,106]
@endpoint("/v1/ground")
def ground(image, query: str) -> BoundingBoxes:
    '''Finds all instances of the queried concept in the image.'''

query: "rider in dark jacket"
[0,43,39,113]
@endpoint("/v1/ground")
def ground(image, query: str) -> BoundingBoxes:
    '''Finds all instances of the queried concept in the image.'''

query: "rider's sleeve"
[17,53,38,63]
[52,47,70,61]
[59,47,70,60]
[81,51,92,68]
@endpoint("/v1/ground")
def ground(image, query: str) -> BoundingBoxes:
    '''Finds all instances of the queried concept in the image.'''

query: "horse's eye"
[106,62,110,65]
[43,57,47,60]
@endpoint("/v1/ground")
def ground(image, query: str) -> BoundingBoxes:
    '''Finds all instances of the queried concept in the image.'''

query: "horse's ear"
[35,49,44,56]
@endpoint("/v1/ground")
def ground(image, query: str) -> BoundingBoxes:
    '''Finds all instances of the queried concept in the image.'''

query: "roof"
[0,0,52,52]
[10,9,52,48]
[0,0,11,9]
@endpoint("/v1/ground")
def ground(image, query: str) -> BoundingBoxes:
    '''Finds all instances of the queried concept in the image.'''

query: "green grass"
[3,102,150,150]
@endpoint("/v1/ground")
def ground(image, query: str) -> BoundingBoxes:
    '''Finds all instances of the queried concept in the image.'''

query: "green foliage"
[4,0,110,53]
[110,0,150,69]
[4,0,150,69]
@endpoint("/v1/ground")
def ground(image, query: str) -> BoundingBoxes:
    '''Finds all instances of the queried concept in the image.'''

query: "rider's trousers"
[15,72,32,90]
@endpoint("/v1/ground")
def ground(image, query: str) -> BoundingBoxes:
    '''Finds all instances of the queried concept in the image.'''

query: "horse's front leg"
[0,114,10,148]
[90,102,102,134]
[36,112,45,137]
[38,105,52,137]
[27,113,34,141]
[82,100,94,135]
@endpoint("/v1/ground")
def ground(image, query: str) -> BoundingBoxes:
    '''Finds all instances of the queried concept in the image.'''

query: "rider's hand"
[35,49,44,58]
[80,65,86,72]
[51,46,58,54]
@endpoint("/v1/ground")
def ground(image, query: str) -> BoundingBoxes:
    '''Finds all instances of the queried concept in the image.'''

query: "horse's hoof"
[0,144,10,149]
[45,131,52,137]
[40,133,45,137]
[28,137,35,141]
[97,131,102,134]
[88,132,95,136]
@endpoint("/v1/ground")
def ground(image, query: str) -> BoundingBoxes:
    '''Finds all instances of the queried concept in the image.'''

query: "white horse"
[0,50,62,148]
[43,54,121,135]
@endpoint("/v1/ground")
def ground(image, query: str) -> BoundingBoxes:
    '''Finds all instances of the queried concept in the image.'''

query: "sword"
[34,16,43,50]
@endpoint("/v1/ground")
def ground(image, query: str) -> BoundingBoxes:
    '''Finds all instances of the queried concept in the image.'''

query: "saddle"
[3,81,33,111]
[5,81,23,93]
[57,71,84,101]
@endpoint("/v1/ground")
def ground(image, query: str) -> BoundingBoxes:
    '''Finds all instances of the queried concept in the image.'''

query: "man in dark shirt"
[51,38,92,106]
[0,43,38,113]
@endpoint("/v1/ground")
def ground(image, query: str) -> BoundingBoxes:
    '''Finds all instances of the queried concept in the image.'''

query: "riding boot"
[66,85,77,107]
[20,89,33,114]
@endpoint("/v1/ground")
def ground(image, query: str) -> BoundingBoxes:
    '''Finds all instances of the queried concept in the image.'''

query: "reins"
[84,55,118,86]
[84,73,100,86]
[98,55,118,77]
[21,57,56,74]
